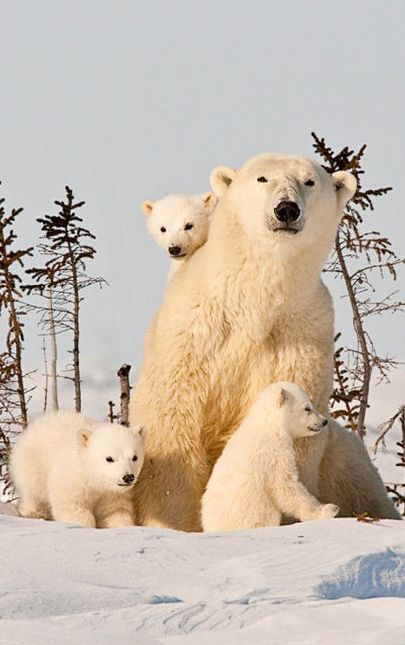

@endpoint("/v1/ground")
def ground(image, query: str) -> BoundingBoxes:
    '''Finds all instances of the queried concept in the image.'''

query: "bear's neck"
[205,203,332,338]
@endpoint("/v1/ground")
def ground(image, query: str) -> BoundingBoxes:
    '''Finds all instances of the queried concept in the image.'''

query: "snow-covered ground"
[0,510,404,645]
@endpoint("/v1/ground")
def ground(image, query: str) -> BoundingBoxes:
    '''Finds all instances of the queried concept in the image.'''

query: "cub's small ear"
[132,424,147,440]
[332,171,357,211]
[210,166,236,198]
[276,387,286,407]
[80,430,92,447]
[141,200,154,216]
[201,192,217,207]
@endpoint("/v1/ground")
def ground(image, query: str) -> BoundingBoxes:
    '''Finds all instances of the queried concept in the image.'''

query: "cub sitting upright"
[10,411,146,528]
[201,383,339,532]
[142,192,216,278]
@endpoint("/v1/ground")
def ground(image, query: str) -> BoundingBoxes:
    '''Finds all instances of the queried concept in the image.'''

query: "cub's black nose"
[169,246,182,256]
[322,419,328,427]
[274,201,301,224]
[122,474,135,484]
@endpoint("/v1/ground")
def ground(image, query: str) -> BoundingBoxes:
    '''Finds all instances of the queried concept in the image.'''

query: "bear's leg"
[237,491,282,529]
[319,420,401,519]
[12,455,51,519]
[49,488,97,528]
[271,476,339,523]
[130,335,212,531]
[97,495,135,528]
[51,502,97,528]
[134,449,210,531]
[18,497,50,520]
[202,482,282,532]
[99,512,134,529]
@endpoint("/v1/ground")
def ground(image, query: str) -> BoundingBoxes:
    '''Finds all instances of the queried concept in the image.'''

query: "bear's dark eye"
[257,176,268,183]
[160,226,166,233]
[184,223,193,231]
[132,455,138,462]
[304,406,311,413]
[305,179,315,187]
[106,456,114,463]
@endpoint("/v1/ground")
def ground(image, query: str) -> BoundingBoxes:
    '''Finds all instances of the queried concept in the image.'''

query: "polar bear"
[10,411,146,528]
[202,383,339,532]
[130,152,399,530]
[142,192,216,278]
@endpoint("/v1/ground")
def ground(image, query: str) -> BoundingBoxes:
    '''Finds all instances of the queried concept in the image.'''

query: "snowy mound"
[1,512,404,645]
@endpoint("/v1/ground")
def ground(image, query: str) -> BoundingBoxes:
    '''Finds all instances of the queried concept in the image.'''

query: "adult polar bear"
[130,153,399,530]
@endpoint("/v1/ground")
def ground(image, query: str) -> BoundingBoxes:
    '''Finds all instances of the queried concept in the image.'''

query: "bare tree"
[107,400,118,423]
[25,186,106,412]
[23,266,63,412]
[117,364,131,426]
[0,428,13,498]
[372,406,405,515]
[106,365,132,426]
[312,133,405,439]
[41,338,49,412]
[0,185,34,496]
[0,185,33,430]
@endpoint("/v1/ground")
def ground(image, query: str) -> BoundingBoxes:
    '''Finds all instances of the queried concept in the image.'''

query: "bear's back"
[11,411,93,480]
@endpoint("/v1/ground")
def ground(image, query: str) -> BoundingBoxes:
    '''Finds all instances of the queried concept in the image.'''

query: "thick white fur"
[130,153,399,531]
[10,411,146,528]
[142,192,216,278]
[202,383,339,531]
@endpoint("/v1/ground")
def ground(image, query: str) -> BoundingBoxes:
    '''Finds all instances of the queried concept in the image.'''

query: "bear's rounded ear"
[132,424,147,440]
[276,387,286,407]
[201,192,217,207]
[141,200,154,216]
[80,430,92,447]
[332,171,357,211]
[210,166,236,198]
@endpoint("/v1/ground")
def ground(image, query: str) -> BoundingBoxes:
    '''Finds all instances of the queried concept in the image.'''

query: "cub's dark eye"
[160,226,166,233]
[132,455,138,462]
[305,179,315,187]
[257,176,268,183]
[184,223,193,231]
[304,406,311,413]
[106,456,114,463]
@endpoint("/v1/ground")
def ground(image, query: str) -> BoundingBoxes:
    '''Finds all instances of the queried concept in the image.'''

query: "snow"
[0,508,404,644]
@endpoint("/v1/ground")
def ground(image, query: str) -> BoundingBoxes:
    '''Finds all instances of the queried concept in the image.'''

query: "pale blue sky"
[0,0,404,424]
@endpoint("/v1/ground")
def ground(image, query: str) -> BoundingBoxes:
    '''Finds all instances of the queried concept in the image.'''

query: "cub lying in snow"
[201,383,339,531]
[10,411,146,528]
[142,192,216,278]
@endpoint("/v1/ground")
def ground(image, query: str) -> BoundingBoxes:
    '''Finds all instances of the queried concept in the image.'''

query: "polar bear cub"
[201,383,339,532]
[10,411,146,528]
[142,192,216,278]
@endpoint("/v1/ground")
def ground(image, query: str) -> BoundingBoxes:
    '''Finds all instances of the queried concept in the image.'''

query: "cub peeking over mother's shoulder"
[10,411,146,528]
[142,192,216,278]
[201,382,339,532]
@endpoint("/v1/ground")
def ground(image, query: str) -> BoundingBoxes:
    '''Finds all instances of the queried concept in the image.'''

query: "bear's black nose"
[169,246,182,256]
[122,474,135,484]
[274,201,301,224]
[322,419,328,427]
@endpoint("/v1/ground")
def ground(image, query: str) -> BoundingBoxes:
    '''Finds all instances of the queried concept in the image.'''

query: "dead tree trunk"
[117,364,131,427]
[5,291,28,428]
[66,242,81,412]
[41,338,49,413]
[47,284,59,411]
[108,400,116,423]
[0,199,32,429]
[335,230,370,440]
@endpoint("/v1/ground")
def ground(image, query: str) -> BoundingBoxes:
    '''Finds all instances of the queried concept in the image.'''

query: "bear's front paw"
[99,512,134,528]
[318,503,339,519]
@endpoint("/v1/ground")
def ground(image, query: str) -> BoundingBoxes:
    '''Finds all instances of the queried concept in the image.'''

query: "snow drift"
[0,511,404,644]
